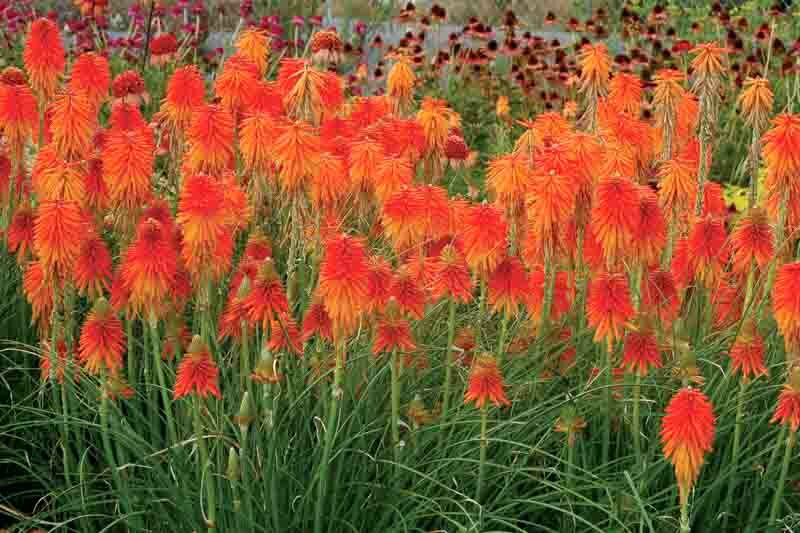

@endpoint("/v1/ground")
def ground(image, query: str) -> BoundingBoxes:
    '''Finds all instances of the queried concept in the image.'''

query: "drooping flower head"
[78,297,125,376]
[389,268,426,320]
[762,113,800,196]
[686,214,728,288]
[7,205,35,264]
[633,187,667,268]
[301,295,334,344]
[661,387,716,505]
[23,261,54,332]
[464,354,510,409]
[309,151,351,215]
[621,326,662,376]
[318,234,370,338]
[174,335,221,399]
[608,72,643,115]
[372,299,416,356]
[24,18,65,101]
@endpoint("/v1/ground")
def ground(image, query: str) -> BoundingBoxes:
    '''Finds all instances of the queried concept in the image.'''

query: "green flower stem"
[769,428,796,526]
[149,321,177,445]
[100,376,136,527]
[390,348,401,466]
[722,379,747,530]
[632,372,642,470]
[440,299,457,423]
[193,396,217,529]
[476,403,489,501]
[314,337,345,533]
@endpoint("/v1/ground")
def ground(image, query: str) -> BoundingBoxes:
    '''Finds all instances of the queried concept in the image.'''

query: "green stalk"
[265,380,281,532]
[150,321,177,445]
[126,319,136,384]
[680,500,691,533]
[240,321,250,392]
[762,189,789,309]
[769,429,796,526]
[632,373,642,469]
[602,341,613,465]
[476,403,488,501]
[193,396,216,529]
[100,376,136,526]
[496,311,509,367]
[440,299,457,423]
[539,248,556,341]
[722,379,747,529]
[746,424,788,532]
[390,348,401,466]
[313,337,345,533]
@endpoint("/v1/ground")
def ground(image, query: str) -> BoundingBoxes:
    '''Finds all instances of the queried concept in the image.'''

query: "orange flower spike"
[309,152,350,214]
[702,182,727,218]
[587,271,634,347]
[730,208,774,274]
[429,244,474,304]
[464,354,510,409]
[69,52,111,110]
[577,43,611,95]
[527,169,578,252]
[527,267,573,323]
[486,151,532,212]
[462,203,509,278]
[373,301,416,356]
[608,72,643,115]
[267,314,303,356]
[23,262,54,331]
[78,297,125,376]
[591,175,641,267]
[7,205,35,263]
[488,255,528,317]
[73,235,113,299]
[119,218,178,319]
[737,77,773,131]
[40,339,72,384]
[23,18,65,101]
[633,187,667,268]
[0,82,38,161]
[301,297,334,343]
[236,28,271,77]
[104,122,155,210]
[686,215,728,288]
[348,139,384,194]
[389,268,426,320]
[240,110,275,175]
[690,43,729,80]
[160,65,206,132]
[242,260,289,331]
[364,256,394,315]
[109,101,147,132]
[277,58,343,124]
[174,335,221,399]
[386,58,416,112]
[532,111,573,146]
[381,186,425,252]
[762,114,800,194]
[271,120,322,194]
[772,371,800,432]
[416,97,456,156]
[372,156,414,204]
[622,330,662,376]
[177,174,232,280]
[186,104,235,175]
[773,262,800,348]
[318,234,370,337]
[34,200,86,280]
[50,91,97,160]
[729,320,767,383]
[660,387,716,505]
[642,269,681,328]
[417,185,451,241]
[658,154,697,213]
[214,53,261,118]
